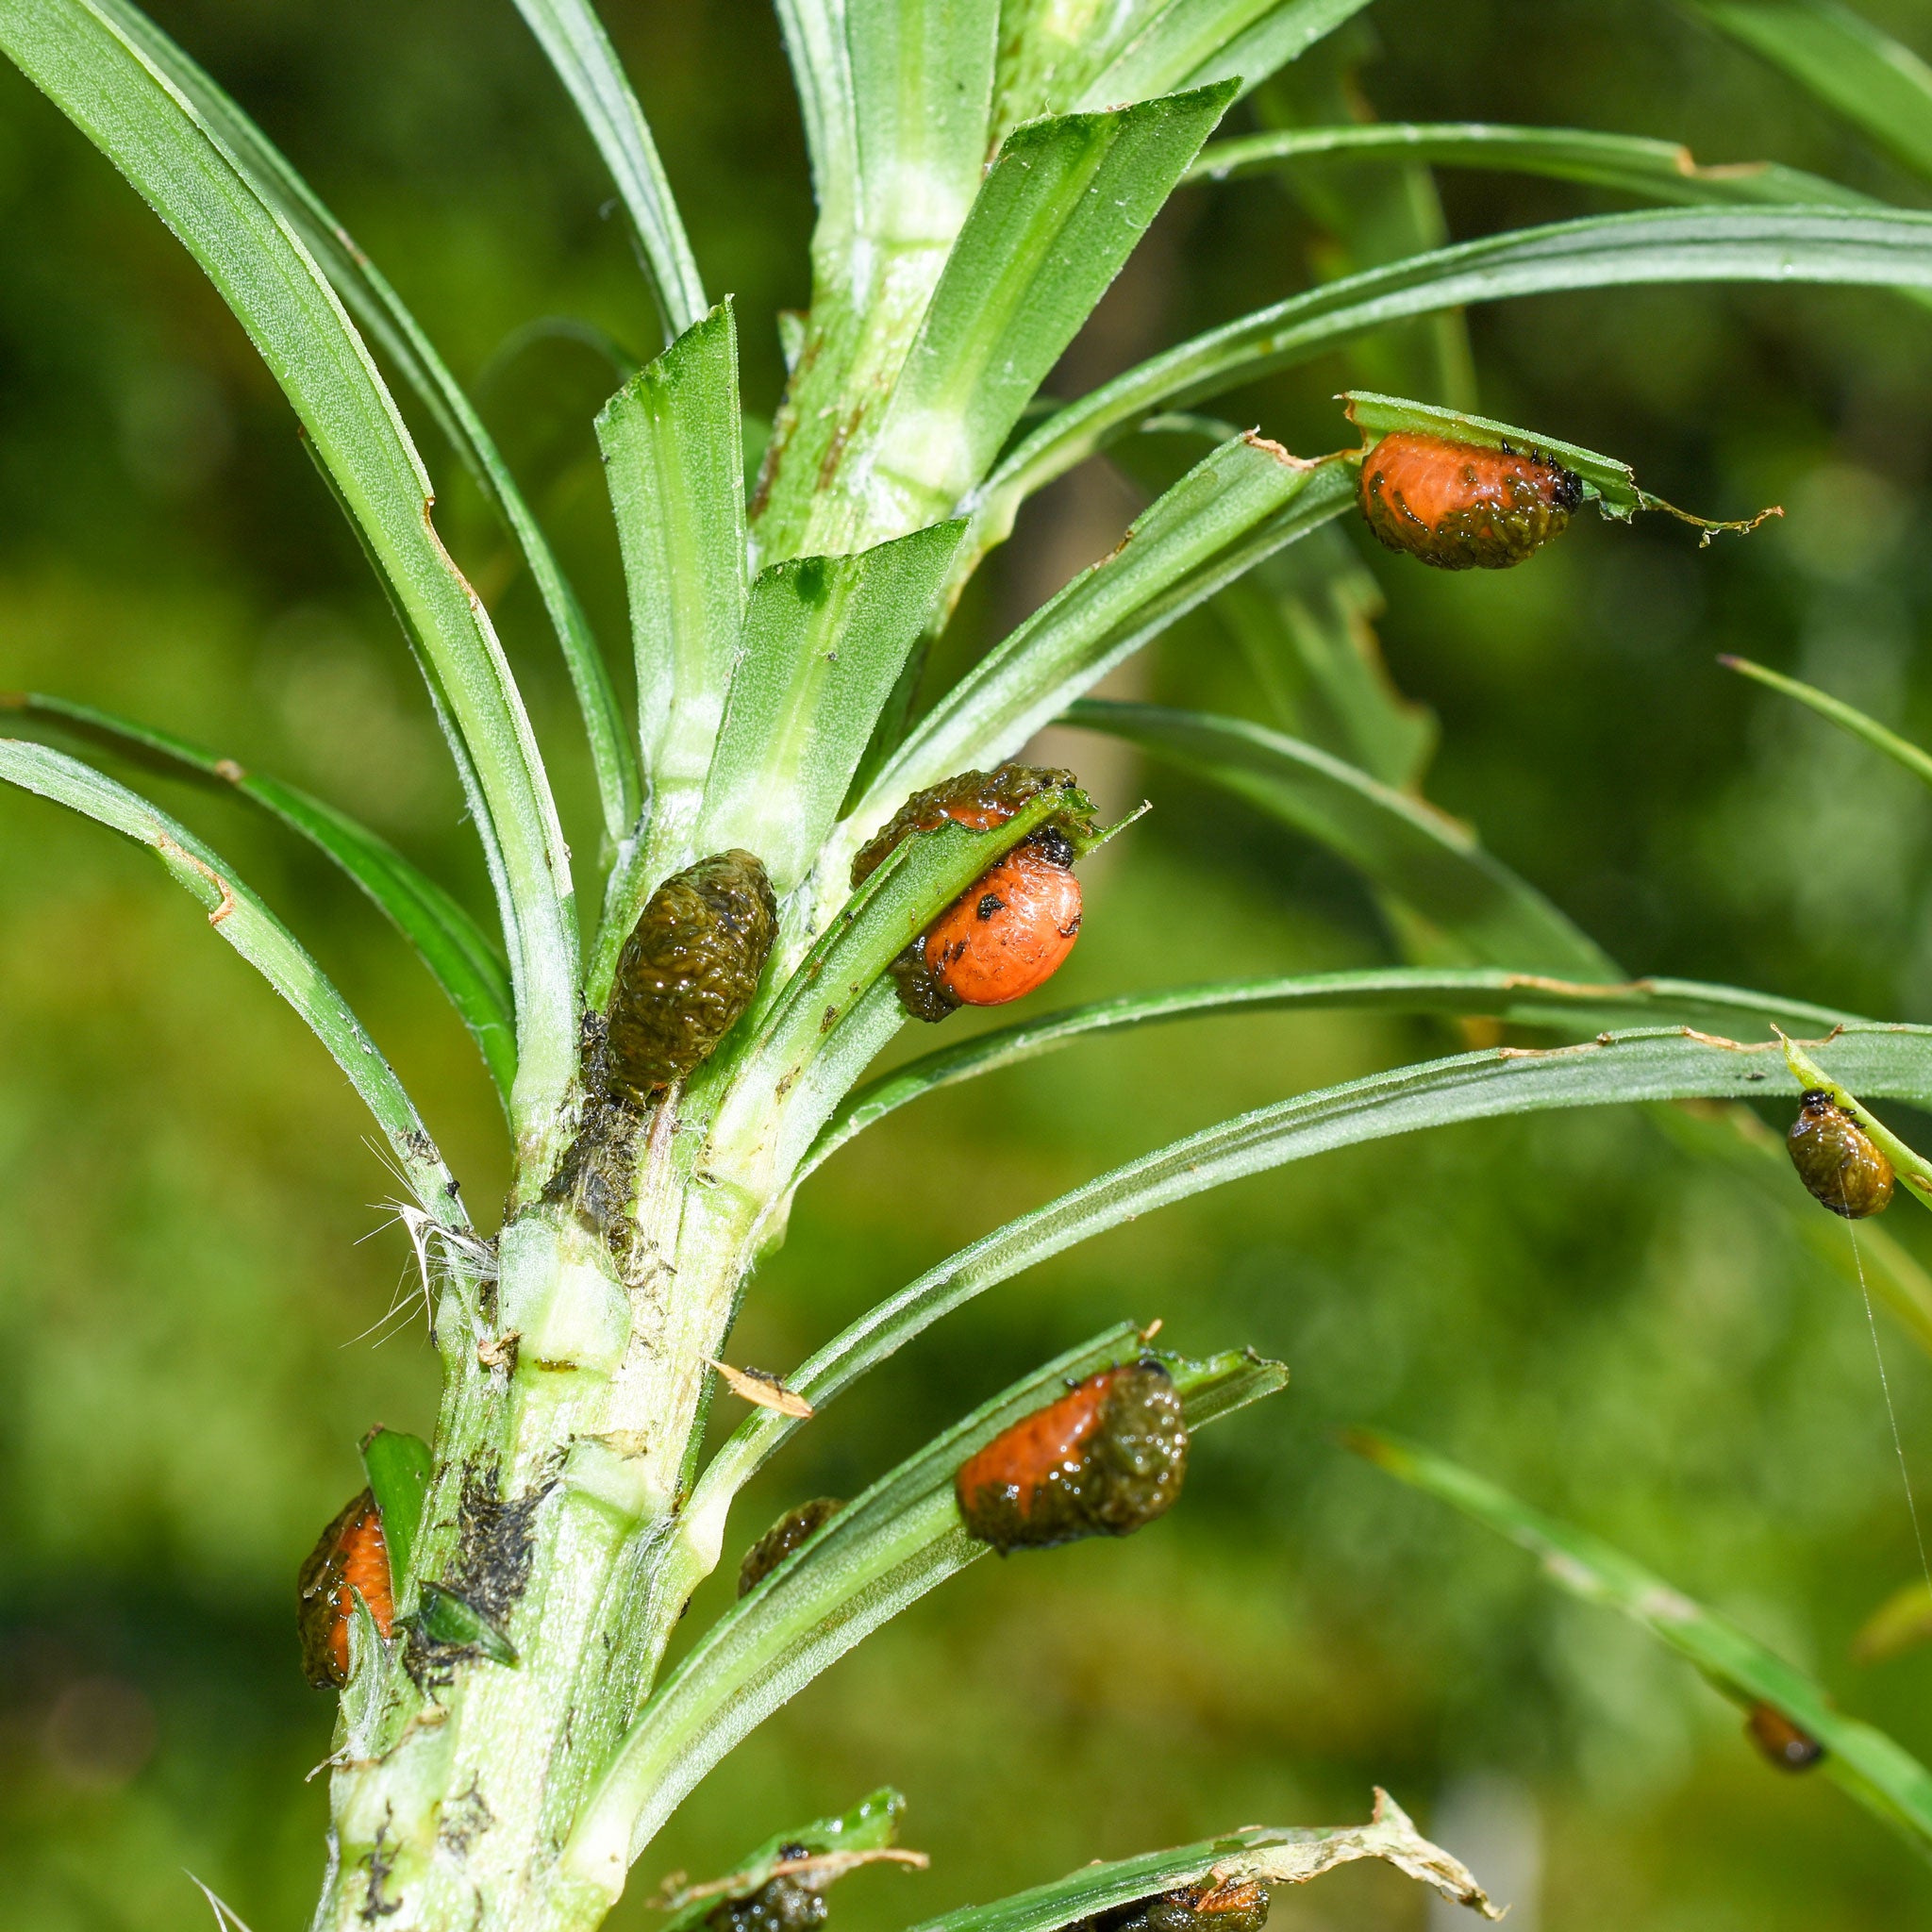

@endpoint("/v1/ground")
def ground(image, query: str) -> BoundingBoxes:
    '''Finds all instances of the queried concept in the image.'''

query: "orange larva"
[1746,1700,1824,1771]
[955,1360,1188,1554]
[1358,431,1583,570]
[923,832,1082,1008]
[1787,1090,1894,1218]
[296,1489,395,1689]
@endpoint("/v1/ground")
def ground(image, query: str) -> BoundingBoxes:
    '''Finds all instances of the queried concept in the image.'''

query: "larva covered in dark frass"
[705,1850,827,1932]
[737,1496,843,1597]
[1072,1880,1273,1932]
[601,849,777,1102]
[1746,1700,1825,1771]
[297,1489,395,1688]
[852,764,1095,1023]
[1787,1090,1894,1218]
[955,1360,1188,1555]
[1358,431,1583,571]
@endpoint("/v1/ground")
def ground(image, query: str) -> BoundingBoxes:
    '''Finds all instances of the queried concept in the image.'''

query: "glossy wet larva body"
[706,1850,827,1932]
[737,1496,843,1596]
[955,1360,1188,1554]
[297,1488,395,1689]
[923,832,1082,1008]
[851,763,1085,884]
[1747,1700,1825,1771]
[1787,1090,1894,1218]
[1358,431,1583,571]
[602,849,777,1101]
[1073,1880,1272,1932]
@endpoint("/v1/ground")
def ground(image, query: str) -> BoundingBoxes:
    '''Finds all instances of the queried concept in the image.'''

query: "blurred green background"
[7,1,1932,1925]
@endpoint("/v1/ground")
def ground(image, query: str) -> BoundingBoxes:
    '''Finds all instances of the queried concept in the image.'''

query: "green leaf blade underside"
[0,741,463,1221]
[2,691,517,1102]
[1070,700,1617,979]
[696,521,967,895]
[568,1334,1286,1889]
[88,0,640,846]
[798,965,1857,1181]
[510,0,707,341]
[844,440,1359,875]
[973,206,1932,526]
[703,1021,1932,1522]
[1,0,581,1137]
[1354,1430,1932,1858]
[867,82,1237,529]
[1724,654,1932,791]
[1685,0,1932,184]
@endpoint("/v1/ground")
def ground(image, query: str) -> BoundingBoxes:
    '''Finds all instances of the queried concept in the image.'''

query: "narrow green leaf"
[1191,118,1877,206]
[510,0,707,341]
[0,741,463,1220]
[1,0,581,1137]
[1853,1578,1932,1663]
[1353,1429,1932,1858]
[866,83,1237,531]
[798,966,1857,1182]
[841,441,1359,894]
[1080,0,1376,113]
[695,522,967,895]
[2,691,516,1101]
[92,0,640,846]
[1724,654,1932,791]
[654,1790,911,1932]
[970,207,1932,537]
[899,1790,1498,1930]
[1343,390,1780,535]
[1070,700,1618,979]
[568,1335,1285,1889]
[1685,0,1932,183]
[701,1022,1932,1529]
[592,303,747,993]
[360,1428,434,1603]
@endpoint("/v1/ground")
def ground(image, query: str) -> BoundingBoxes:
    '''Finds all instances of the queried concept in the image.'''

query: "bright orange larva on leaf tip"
[1358,430,1583,570]
[923,834,1082,1008]
[296,1489,396,1689]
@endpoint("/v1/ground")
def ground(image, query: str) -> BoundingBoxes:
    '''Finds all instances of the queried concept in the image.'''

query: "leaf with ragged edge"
[92,0,640,848]
[969,206,1932,543]
[566,1332,1287,1890]
[896,1789,1499,1929]
[1352,1429,1932,1858]
[1684,0,1932,183]
[1724,654,1932,792]
[1068,700,1618,978]
[360,1429,434,1604]
[2,691,517,1102]
[593,304,748,994]
[864,83,1237,532]
[696,1022,1932,1541]
[695,522,967,896]
[0,0,581,1136]
[795,966,1857,1182]
[1343,391,1781,536]
[839,441,1359,892]
[653,1788,915,1932]
[0,741,462,1220]
[510,0,707,341]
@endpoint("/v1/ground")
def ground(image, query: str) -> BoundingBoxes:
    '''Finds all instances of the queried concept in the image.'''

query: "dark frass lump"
[1787,1090,1894,1218]
[955,1360,1188,1554]
[1358,431,1582,570]
[706,1855,826,1932]
[603,849,777,1101]
[737,1496,843,1596]
[1072,1882,1272,1932]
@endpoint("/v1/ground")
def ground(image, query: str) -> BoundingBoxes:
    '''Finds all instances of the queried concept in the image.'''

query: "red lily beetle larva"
[1746,1700,1824,1771]
[1786,1090,1894,1218]
[1358,431,1583,571]
[852,764,1095,1023]
[737,1496,843,1596]
[297,1488,395,1688]
[955,1359,1188,1554]
[1071,1878,1271,1932]
[601,848,778,1101]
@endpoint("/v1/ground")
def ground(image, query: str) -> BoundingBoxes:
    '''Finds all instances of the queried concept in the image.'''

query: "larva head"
[1786,1090,1894,1218]
[602,848,778,1101]
[1358,431,1583,570]
[296,1488,394,1689]
[1746,1700,1824,1771]
[737,1496,843,1597]
[954,1359,1189,1554]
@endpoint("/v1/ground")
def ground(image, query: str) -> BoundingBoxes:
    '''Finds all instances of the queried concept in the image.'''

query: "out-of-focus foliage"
[5,0,1932,1926]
